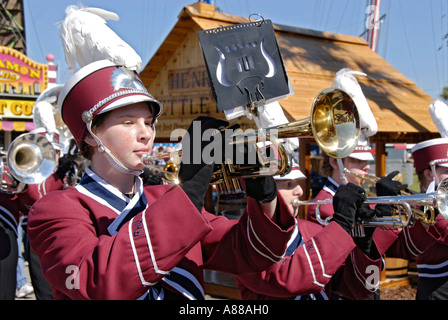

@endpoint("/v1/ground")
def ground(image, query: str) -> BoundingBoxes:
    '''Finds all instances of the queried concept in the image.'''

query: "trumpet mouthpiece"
[141,154,152,165]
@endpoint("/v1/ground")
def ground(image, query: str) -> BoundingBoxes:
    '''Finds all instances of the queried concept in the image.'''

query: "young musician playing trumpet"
[26,58,302,299]
[307,143,374,224]
[394,137,448,299]
[305,142,443,299]
[235,158,389,300]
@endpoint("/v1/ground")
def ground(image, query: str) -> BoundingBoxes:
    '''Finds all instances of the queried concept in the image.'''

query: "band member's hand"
[244,176,277,203]
[178,117,228,212]
[332,183,366,233]
[180,164,214,213]
[376,171,404,196]
[353,224,379,258]
[55,156,73,181]
[353,203,379,258]
[178,116,229,183]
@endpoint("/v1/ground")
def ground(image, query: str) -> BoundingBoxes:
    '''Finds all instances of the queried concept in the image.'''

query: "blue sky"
[23,0,448,100]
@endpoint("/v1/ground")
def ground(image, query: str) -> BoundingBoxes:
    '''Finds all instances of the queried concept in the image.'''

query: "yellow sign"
[0,99,34,119]
[0,46,49,121]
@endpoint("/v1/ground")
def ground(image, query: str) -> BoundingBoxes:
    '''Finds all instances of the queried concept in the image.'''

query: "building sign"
[156,67,253,139]
[168,67,209,93]
[0,46,48,120]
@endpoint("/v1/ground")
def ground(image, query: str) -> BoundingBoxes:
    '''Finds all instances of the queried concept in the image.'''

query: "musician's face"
[92,102,155,171]
[276,179,303,216]
[344,157,370,186]
[436,165,448,185]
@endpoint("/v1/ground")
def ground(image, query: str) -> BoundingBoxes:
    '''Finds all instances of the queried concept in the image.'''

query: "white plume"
[33,100,57,135]
[333,68,377,142]
[429,99,448,138]
[59,4,142,71]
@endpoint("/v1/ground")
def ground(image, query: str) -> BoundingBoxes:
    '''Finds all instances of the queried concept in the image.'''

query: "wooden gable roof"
[139,2,439,143]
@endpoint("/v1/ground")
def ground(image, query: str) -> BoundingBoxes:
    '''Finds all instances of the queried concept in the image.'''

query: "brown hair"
[80,112,108,159]
[320,157,333,178]
[417,168,431,192]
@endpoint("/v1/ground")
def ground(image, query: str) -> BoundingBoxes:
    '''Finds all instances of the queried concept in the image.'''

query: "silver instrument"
[6,132,58,185]
[294,177,448,236]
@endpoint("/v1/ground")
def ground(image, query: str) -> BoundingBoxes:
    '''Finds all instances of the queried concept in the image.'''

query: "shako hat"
[348,144,374,161]
[58,59,163,148]
[274,159,306,180]
[411,138,448,173]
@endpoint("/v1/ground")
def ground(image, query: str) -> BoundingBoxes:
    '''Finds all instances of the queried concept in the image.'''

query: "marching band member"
[0,147,71,299]
[0,172,23,299]
[26,59,297,300]
[235,160,386,300]
[393,137,448,299]
[306,143,442,300]
[307,144,375,224]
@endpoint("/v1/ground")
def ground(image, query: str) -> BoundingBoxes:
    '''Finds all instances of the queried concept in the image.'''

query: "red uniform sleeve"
[201,196,296,275]
[17,171,65,214]
[235,221,356,299]
[28,186,212,300]
[377,220,442,259]
[28,185,296,300]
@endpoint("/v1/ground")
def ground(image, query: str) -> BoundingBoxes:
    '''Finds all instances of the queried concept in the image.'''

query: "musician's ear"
[423,168,434,183]
[329,157,339,169]
[84,132,98,148]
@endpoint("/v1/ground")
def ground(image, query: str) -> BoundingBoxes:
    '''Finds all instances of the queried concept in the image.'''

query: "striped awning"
[0,120,35,132]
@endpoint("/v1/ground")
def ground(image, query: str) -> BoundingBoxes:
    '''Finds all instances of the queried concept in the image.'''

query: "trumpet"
[5,132,58,186]
[343,169,436,225]
[146,159,180,184]
[0,151,26,193]
[294,177,448,236]
[142,88,361,193]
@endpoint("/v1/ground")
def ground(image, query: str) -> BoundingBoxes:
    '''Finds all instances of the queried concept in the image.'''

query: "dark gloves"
[55,156,73,181]
[178,116,229,212]
[178,116,229,182]
[353,203,380,258]
[376,171,404,196]
[244,176,278,203]
[180,164,214,213]
[375,171,405,217]
[332,183,366,233]
[140,167,163,186]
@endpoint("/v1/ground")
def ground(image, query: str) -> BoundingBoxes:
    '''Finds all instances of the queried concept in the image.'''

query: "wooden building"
[139,2,439,200]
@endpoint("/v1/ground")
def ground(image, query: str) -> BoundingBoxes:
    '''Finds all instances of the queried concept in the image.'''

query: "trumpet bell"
[163,161,179,184]
[311,88,360,158]
[437,178,448,220]
[7,133,57,184]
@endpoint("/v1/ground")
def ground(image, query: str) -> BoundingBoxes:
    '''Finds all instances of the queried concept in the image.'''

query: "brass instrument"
[142,88,360,193]
[0,150,26,193]
[6,132,58,185]
[0,85,83,192]
[343,169,436,225]
[146,159,180,185]
[294,177,448,236]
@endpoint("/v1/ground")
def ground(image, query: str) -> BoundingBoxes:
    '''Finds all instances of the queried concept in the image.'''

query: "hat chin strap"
[431,164,439,187]
[87,124,143,176]
[337,158,349,185]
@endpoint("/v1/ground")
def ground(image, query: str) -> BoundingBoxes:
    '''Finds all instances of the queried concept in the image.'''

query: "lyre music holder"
[198,16,292,119]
